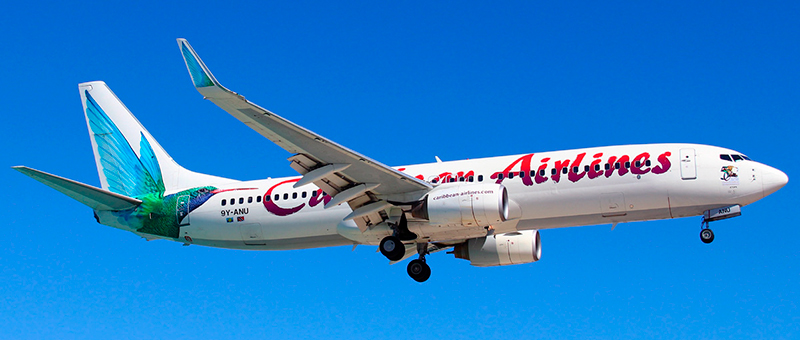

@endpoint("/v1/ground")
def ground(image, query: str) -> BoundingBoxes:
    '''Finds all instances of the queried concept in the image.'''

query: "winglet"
[177,38,221,89]
[13,166,142,211]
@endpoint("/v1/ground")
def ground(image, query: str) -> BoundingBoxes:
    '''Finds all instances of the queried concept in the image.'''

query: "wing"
[177,39,432,230]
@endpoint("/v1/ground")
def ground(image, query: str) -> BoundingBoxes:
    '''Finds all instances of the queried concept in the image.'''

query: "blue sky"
[1,1,798,339]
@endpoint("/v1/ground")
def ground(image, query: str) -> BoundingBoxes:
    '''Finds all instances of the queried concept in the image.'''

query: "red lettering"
[492,154,534,186]
[551,159,571,183]
[263,179,305,216]
[436,172,453,183]
[588,153,604,179]
[535,158,550,184]
[605,155,630,177]
[652,151,672,174]
[568,153,587,182]
[631,152,651,175]
[308,189,332,207]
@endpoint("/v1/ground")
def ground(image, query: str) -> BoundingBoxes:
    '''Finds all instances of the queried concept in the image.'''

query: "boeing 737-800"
[14,39,788,282]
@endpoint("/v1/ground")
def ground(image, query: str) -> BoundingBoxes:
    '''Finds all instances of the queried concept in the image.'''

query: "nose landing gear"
[699,205,741,244]
[700,218,715,244]
[700,226,715,244]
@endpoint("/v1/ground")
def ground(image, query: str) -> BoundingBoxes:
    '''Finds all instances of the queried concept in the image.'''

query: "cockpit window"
[721,154,752,162]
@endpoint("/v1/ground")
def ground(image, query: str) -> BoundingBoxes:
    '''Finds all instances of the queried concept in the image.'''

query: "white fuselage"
[98,143,783,250]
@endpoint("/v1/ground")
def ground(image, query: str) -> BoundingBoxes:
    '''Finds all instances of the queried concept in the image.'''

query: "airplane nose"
[762,165,788,198]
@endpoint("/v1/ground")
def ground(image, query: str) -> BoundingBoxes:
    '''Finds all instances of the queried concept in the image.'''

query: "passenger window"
[248,197,253,203]
[478,175,484,182]
[634,161,640,167]
[322,191,327,196]
[230,198,235,205]
[221,199,227,206]
[283,193,288,200]
[468,176,474,182]
[584,165,590,172]
[604,163,611,170]
[732,155,743,162]
[551,168,557,175]
[594,164,600,171]
[508,172,514,179]
[625,162,631,168]
[449,177,455,183]
[498,173,504,180]
[539,169,546,177]
[274,194,279,201]
[312,190,317,197]
[720,154,732,162]
[646,160,651,166]
[292,192,297,199]
[519,171,525,178]
[302,192,307,198]
[615,162,621,169]
[562,167,568,174]
[239,198,244,204]
[572,166,579,173]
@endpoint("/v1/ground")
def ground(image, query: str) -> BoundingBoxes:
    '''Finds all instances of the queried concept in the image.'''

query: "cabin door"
[679,148,697,180]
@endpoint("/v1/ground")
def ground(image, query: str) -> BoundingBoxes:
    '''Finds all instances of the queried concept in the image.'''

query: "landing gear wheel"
[407,259,431,282]
[700,228,715,244]
[379,236,405,261]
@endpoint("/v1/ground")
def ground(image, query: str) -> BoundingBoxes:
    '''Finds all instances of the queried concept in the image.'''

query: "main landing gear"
[380,213,431,282]
[407,243,431,282]
[379,235,405,261]
[700,219,715,244]
[378,236,432,282]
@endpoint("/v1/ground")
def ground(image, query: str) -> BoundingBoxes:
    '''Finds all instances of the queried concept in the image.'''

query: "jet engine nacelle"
[415,183,508,227]
[452,230,542,267]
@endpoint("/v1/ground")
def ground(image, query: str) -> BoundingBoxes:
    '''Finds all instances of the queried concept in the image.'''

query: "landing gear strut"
[407,243,431,282]
[700,220,715,244]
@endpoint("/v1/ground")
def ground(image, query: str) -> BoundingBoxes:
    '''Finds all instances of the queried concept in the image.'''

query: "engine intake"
[452,230,542,267]
[412,183,508,227]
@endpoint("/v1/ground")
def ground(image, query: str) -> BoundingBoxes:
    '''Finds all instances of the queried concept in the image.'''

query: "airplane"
[14,39,788,282]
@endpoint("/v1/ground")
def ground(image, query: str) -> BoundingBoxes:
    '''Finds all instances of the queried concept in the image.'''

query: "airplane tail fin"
[12,166,142,211]
[79,81,231,197]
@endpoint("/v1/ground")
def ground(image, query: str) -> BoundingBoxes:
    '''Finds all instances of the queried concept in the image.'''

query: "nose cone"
[762,165,788,198]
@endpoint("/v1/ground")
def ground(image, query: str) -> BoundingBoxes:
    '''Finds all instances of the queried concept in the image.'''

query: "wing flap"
[13,166,142,211]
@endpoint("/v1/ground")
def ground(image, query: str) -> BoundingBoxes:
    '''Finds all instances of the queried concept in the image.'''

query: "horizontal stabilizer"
[13,166,142,211]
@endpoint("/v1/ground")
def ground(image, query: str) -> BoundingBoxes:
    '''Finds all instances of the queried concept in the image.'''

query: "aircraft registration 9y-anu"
[14,39,788,282]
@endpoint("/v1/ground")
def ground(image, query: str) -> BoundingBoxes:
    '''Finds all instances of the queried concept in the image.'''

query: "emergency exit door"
[679,148,697,180]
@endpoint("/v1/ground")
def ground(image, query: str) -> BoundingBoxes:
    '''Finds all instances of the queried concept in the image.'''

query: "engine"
[452,230,542,267]
[412,183,508,227]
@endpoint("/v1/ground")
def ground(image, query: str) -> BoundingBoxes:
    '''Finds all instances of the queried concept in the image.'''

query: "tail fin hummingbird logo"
[85,91,218,238]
